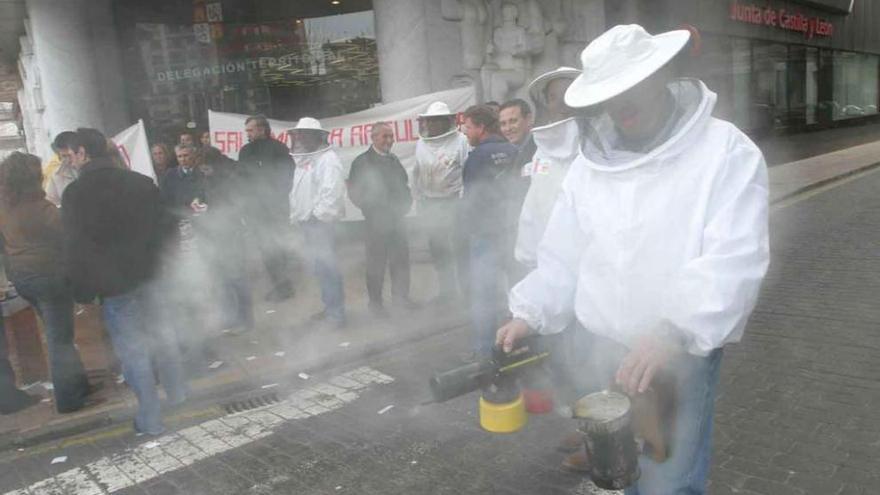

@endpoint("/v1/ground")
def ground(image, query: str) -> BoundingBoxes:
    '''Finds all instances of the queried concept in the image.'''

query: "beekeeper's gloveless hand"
[615,334,681,395]
[496,318,531,353]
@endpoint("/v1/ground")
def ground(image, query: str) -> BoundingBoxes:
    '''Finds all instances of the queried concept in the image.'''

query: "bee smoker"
[428,337,550,433]
[573,391,640,490]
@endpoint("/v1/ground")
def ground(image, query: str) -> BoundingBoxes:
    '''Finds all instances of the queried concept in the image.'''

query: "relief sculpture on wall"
[442,0,605,102]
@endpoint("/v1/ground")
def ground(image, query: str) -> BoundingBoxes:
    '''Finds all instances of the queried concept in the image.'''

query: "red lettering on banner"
[227,131,242,153]
[404,119,415,142]
[271,131,289,145]
[729,1,833,39]
[328,127,343,147]
[116,145,132,169]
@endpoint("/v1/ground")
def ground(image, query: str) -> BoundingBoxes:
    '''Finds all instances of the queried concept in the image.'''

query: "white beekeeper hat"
[419,101,455,118]
[565,24,690,109]
[292,116,328,133]
[528,66,582,107]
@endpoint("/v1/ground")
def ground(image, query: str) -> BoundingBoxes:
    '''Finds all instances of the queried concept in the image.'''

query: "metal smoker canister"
[575,391,640,490]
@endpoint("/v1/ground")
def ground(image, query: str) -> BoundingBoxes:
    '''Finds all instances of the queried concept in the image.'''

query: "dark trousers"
[206,229,254,331]
[0,312,33,413]
[249,217,293,294]
[12,273,90,412]
[364,214,410,305]
[0,314,16,392]
[469,234,503,356]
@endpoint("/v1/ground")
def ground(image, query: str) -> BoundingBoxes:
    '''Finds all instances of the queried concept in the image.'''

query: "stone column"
[26,0,129,152]
[373,0,432,102]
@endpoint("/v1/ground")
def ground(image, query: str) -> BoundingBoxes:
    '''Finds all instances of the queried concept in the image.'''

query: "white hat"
[565,25,690,108]
[528,66,581,107]
[419,101,455,118]
[292,116,327,133]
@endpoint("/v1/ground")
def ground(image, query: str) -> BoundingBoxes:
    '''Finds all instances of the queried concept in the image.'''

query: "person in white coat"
[413,102,471,304]
[496,25,770,494]
[289,117,347,328]
[515,67,581,270]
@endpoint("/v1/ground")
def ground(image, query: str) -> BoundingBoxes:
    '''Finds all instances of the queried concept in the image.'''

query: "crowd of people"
[0,65,571,431]
[0,24,771,494]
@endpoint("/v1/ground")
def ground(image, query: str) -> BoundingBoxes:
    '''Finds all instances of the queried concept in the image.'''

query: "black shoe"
[265,284,295,302]
[0,389,40,415]
[369,302,390,319]
[430,294,454,307]
[393,298,422,311]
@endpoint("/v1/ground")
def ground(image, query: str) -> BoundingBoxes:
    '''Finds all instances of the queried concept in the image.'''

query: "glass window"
[832,51,879,120]
[121,6,379,137]
[751,42,789,131]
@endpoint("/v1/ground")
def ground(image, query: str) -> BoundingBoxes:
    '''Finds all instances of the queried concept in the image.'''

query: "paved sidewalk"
[0,232,470,449]
[1,135,877,452]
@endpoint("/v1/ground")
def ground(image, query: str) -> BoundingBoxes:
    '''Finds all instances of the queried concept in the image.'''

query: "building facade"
[7,0,880,159]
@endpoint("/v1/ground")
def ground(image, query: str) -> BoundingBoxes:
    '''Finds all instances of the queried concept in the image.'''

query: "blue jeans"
[12,273,89,412]
[469,235,503,356]
[563,328,722,495]
[301,219,345,322]
[102,286,188,435]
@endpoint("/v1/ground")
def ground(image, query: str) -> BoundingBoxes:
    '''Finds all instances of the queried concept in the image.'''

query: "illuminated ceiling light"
[331,0,341,4]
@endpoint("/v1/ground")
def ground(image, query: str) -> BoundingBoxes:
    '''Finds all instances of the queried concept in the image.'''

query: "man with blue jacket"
[461,105,519,357]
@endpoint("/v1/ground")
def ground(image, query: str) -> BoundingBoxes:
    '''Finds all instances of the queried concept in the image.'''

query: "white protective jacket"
[413,130,470,199]
[509,79,770,356]
[515,117,580,269]
[289,146,346,223]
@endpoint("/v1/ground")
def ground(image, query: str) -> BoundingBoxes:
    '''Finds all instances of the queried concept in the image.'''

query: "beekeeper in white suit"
[289,117,347,328]
[497,25,769,494]
[515,67,581,269]
[413,101,471,304]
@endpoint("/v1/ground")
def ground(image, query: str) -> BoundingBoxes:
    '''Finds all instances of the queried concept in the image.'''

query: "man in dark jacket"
[348,122,416,317]
[499,99,536,285]
[160,144,205,218]
[62,128,187,435]
[461,105,520,357]
[238,115,295,302]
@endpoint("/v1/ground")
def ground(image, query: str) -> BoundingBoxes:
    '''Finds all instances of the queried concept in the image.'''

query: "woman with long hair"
[0,152,92,413]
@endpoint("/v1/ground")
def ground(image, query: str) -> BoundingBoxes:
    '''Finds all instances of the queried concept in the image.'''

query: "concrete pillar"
[26,0,129,153]
[373,0,432,102]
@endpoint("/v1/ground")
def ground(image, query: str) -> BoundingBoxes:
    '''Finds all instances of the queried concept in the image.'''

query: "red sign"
[730,1,834,39]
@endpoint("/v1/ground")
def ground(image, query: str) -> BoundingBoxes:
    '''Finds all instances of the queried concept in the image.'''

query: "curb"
[770,161,880,205]
[0,312,469,452]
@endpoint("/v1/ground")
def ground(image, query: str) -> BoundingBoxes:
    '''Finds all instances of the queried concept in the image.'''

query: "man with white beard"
[497,25,770,494]
[289,118,347,329]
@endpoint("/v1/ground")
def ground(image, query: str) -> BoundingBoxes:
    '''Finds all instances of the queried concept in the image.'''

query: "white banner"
[208,85,475,175]
[111,119,156,183]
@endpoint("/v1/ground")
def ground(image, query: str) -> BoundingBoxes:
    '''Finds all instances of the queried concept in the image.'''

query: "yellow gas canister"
[479,393,528,433]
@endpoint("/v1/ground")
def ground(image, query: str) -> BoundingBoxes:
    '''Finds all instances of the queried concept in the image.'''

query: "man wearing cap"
[238,115,296,303]
[413,101,471,305]
[289,117,347,328]
[497,25,769,493]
